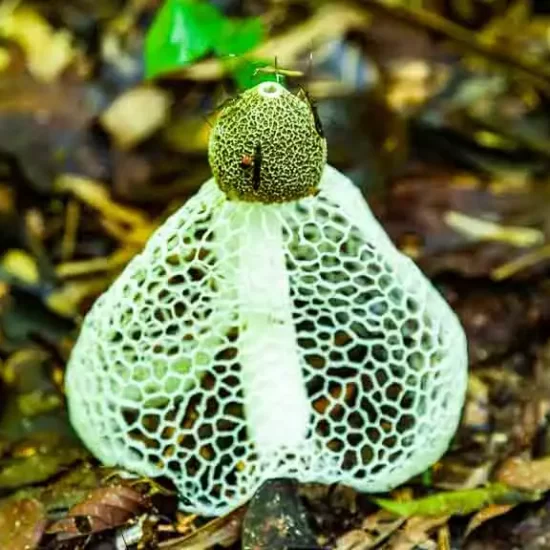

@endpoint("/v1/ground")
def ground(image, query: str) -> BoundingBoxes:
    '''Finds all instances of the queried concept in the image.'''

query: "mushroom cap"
[208,81,327,203]
[65,165,468,517]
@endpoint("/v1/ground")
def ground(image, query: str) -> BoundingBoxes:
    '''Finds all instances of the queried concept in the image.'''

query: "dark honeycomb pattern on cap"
[208,83,327,203]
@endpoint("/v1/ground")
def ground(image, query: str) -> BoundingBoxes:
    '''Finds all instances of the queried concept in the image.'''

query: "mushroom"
[65,81,468,517]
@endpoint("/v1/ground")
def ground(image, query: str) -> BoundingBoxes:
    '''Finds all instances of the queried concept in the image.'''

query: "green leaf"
[373,483,540,518]
[212,16,264,57]
[145,0,224,79]
[421,468,433,487]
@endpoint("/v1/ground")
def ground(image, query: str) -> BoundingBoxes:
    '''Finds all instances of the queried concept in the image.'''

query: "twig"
[444,210,544,247]
[56,248,135,278]
[364,0,550,96]
[492,243,550,280]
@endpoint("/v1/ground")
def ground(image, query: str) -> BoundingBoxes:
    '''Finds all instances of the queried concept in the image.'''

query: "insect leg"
[252,143,262,190]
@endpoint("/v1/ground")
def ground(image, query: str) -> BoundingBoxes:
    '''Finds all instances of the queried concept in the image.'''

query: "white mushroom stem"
[232,204,310,455]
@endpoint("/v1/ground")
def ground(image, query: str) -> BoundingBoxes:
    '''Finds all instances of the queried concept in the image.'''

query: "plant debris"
[47,485,150,539]
[3,0,550,548]
[0,497,46,550]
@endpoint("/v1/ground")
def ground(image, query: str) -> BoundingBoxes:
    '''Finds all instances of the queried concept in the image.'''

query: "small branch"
[444,210,544,248]
[364,0,550,96]
[492,243,550,280]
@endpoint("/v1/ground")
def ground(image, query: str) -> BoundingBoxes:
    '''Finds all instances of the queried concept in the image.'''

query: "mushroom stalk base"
[233,204,310,456]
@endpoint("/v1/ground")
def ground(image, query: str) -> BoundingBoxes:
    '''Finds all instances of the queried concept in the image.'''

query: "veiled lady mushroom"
[65,81,468,517]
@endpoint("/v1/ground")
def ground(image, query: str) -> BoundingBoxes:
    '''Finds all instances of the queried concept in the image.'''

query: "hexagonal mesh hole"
[66,166,467,516]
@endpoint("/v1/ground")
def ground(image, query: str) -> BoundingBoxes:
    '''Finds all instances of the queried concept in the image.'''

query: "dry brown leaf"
[0,498,46,550]
[100,86,172,150]
[159,506,245,549]
[465,504,514,538]
[336,530,373,550]
[386,515,449,550]
[335,510,405,550]
[55,174,151,227]
[47,485,149,537]
[0,7,75,82]
[496,456,550,491]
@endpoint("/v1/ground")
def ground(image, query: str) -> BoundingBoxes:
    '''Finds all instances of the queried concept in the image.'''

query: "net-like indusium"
[66,165,468,517]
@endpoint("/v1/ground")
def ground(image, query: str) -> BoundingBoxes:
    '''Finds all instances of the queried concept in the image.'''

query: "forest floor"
[2,1,550,548]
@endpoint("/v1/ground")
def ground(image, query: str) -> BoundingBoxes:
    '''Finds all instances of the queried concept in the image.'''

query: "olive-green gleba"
[65,81,468,517]
[208,81,326,202]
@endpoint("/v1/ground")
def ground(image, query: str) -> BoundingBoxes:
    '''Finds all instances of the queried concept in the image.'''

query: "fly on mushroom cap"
[65,81,467,518]
[208,81,327,203]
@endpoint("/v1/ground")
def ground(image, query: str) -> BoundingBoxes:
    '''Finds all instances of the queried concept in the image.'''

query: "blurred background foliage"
[3,0,550,548]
